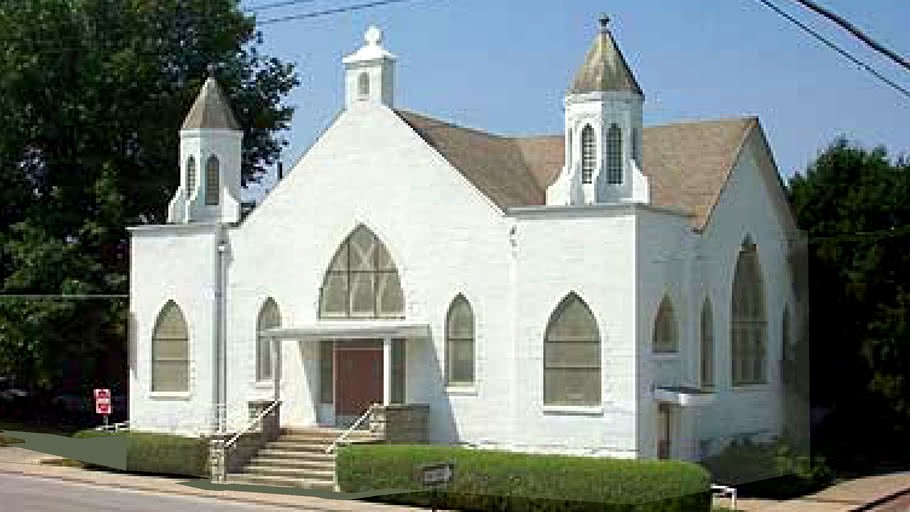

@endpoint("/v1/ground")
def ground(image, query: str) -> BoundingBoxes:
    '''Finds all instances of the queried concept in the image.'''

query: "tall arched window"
[445,295,474,387]
[782,306,794,362]
[607,123,622,184]
[152,301,189,392]
[205,155,220,205]
[701,298,714,387]
[256,298,281,382]
[319,225,404,318]
[544,293,600,406]
[653,295,678,353]
[357,72,370,98]
[581,125,595,184]
[185,157,196,199]
[731,237,766,385]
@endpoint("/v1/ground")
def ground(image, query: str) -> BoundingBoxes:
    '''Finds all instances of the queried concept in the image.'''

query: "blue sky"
[241,0,909,195]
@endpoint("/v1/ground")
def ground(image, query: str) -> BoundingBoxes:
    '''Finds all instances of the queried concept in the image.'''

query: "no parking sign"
[94,388,112,416]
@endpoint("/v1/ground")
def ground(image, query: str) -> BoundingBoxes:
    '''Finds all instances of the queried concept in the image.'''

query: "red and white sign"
[94,388,112,415]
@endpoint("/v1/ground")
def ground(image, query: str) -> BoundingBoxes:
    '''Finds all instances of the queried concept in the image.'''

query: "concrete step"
[247,457,336,471]
[264,440,331,452]
[280,428,376,439]
[244,465,335,480]
[255,449,336,461]
[226,473,335,490]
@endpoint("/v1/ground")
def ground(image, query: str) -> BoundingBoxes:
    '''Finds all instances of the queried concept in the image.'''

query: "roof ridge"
[395,109,508,139]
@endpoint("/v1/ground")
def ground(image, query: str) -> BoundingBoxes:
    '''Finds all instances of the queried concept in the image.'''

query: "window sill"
[445,386,478,396]
[149,391,191,400]
[254,380,276,389]
[542,405,604,416]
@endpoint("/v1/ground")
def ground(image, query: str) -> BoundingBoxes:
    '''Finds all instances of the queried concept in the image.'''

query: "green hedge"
[337,444,711,511]
[73,430,209,478]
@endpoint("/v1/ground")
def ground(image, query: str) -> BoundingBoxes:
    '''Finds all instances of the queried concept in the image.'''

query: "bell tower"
[547,15,649,206]
[343,26,396,108]
[168,70,243,224]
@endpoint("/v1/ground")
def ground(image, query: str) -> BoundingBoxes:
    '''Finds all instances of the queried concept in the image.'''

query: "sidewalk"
[727,471,910,511]
[0,446,416,512]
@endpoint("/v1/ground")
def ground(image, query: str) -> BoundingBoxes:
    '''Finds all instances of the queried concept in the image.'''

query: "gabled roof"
[396,109,759,230]
[568,24,643,96]
[181,77,241,131]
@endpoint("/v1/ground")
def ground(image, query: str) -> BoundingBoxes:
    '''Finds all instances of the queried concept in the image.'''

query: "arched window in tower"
[152,301,189,393]
[185,157,196,199]
[256,298,281,382]
[205,155,220,205]
[358,72,370,98]
[701,298,714,387]
[319,225,404,318]
[581,125,595,184]
[544,293,600,406]
[652,294,678,353]
[731,236,767,385]
[445,295,474,387]
[607,123,622,184]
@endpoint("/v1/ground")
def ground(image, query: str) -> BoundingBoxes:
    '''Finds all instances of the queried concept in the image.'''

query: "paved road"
[0,473,305,512]
[868,490,910,512]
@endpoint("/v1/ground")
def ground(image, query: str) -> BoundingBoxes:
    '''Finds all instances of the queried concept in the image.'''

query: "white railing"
[711,484,737,511]
[94,421,130,433]
[326,402,378,454]
[224,400,281,451]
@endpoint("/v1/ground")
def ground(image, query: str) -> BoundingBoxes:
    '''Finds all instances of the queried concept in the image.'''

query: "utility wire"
[754,0,910,100]
[244,0,323,13]
[790,0,910,73]
[258,0,416,25]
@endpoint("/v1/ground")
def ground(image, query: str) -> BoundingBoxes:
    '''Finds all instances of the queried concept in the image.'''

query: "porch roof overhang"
[261,320,431,340]
[654,386,716,407]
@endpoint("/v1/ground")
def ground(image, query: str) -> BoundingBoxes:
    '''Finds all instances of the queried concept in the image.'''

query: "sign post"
[418,462,454,512]
[94,388,112,427]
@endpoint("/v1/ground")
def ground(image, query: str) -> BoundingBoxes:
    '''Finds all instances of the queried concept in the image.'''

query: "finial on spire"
[599,13,611,31]
[364,25,383,46]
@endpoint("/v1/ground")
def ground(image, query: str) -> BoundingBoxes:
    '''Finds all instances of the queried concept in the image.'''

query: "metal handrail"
[94,421,130,432]
[224,400,281,451]
[326,402,378,454]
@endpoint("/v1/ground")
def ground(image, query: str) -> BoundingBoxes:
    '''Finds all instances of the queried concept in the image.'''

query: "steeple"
[167,72,243,224]
[342,26,396,108]
[546,15,649,207]
[568,15,643,97]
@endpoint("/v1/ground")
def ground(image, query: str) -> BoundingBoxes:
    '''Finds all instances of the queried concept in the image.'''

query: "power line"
[244,0,323,13]
[753,0,910,100]
[258,0,417,25]
[0,295,128,299]
[790,0,910,73]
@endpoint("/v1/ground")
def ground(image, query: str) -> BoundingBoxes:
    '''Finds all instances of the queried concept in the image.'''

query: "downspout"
[214,224,228,433]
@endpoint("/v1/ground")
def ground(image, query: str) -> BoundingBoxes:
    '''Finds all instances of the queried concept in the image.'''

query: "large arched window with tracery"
[319,225,404,318]
[544,293,600,406]
[152,301,189,392]
[731,237,767,385]
[256,298,281,381]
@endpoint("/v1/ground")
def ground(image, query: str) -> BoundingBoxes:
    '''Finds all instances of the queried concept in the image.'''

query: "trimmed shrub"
[73,430,209,478]
[337,444,711,511]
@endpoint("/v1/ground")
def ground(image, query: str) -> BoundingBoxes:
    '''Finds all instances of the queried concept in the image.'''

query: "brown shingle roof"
[182,77,241,131]
[396,109,756,229]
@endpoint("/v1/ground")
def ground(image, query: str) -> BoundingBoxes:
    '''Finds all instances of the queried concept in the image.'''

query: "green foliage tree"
[788,138,910,469]
[0,0,298,396]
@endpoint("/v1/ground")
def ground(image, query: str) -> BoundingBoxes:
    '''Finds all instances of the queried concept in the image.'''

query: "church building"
[128,18,807,467]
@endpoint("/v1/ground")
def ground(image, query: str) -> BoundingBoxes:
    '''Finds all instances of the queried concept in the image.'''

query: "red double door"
[334,343,383,418]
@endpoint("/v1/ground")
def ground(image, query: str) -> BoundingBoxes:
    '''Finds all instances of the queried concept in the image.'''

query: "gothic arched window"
[607,123,622,184]
[653,295,678,353]
[731,237,767,385]
[319,225,404,318]
[205,155,220,205]
[581,125,595,184]
[152,301,189,392]
[445,295,474,387]
[256,298,281,381]
[544,293,600,406]
[186,157,196,199]
[701,298,715,387]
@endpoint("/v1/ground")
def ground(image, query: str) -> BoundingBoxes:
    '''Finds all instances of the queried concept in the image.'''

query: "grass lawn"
[0,421,86,437]
[0,433,25,447]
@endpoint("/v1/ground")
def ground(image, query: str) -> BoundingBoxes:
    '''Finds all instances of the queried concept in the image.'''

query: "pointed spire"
[181,73,241,131]
[568,16,643,96]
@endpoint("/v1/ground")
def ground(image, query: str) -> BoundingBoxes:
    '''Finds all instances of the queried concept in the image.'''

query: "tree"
[0,0,298,399]
[788,138,910,469]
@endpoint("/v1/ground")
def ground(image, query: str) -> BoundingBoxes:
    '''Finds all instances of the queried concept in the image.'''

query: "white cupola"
[342,26,396,108]
[167,71,243,224]
[547,15,649,206]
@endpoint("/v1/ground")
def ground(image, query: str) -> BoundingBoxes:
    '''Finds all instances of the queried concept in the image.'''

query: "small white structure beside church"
[128,19,806,461]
